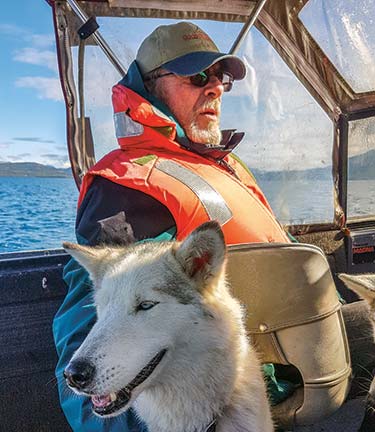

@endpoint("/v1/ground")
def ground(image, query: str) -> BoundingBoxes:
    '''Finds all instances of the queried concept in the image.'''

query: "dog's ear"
[173,221,226,288]
[63,242,111,285]
[338,273,375,302]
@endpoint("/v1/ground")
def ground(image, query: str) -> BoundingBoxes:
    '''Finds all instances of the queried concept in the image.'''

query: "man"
[53,21,290,431]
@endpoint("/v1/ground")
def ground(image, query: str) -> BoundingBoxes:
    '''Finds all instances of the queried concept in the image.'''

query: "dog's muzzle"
[92,348,167,416]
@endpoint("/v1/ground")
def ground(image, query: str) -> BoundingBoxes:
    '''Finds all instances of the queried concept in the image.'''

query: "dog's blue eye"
[138,301,158,311]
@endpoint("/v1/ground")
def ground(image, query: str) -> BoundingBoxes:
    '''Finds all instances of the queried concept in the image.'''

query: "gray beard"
[186,122,222,146]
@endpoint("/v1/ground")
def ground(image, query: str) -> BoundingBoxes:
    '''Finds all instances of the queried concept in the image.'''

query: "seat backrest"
[227,242,351,428]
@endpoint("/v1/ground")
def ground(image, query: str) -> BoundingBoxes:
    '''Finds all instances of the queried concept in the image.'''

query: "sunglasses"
[147,69,234,92]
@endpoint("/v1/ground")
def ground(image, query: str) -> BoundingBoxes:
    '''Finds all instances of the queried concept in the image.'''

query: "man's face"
[153,64,225,146]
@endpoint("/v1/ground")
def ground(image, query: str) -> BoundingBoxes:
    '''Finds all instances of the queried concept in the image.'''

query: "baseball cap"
[136,22,246,80]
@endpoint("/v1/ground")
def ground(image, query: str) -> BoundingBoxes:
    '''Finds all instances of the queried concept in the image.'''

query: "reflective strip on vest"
[114,111,144,138]
[156,160,232,225]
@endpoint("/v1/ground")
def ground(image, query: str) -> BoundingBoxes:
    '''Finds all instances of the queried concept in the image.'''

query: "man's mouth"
[91,349,167,416]
[200,109,218,119]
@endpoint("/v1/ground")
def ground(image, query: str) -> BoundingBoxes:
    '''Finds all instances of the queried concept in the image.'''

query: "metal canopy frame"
[47,0,375,232]
[65,0,269,76]
[66,0,126,76]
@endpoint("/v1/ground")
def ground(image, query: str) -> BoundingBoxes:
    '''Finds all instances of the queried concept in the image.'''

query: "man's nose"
[64,359,96,390]
[203,75,225,98]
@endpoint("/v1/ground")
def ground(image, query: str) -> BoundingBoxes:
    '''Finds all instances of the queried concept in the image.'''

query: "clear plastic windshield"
[300,0,375,220]
[300,0,375,94]
[73,17,335,226]
[231,27,333,225]
[347,117,375,219]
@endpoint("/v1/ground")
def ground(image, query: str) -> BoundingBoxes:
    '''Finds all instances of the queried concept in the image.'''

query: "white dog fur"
[339,273,375,401]
[63,221,274,432]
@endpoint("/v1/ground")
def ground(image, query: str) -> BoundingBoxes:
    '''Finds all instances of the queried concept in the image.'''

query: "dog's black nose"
[64,360,95,390]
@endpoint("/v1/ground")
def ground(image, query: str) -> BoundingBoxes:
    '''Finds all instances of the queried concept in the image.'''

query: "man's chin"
[186,126,222,146]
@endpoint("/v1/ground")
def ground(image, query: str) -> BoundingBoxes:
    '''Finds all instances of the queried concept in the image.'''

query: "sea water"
[0,176,374,253]
[0,177,78,253]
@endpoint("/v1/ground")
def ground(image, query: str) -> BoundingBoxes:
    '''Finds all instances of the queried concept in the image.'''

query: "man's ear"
[173,221,226,289]
[338,273,375,302]
[63,242,112,285]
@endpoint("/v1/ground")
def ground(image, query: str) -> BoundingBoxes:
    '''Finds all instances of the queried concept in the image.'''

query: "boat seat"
[227,242,351,429]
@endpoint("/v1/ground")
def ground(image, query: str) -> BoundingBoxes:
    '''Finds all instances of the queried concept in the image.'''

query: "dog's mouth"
[91,349,167,416]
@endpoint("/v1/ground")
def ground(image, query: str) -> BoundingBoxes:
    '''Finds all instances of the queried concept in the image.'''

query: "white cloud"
[40,153,70,168]
[13,47,58,72]
[0,23,54,47]
[56,145,68,152]
[1,148,70,168]
[0,23,27,37]
[13,137,56,143]
[7,153,31,162]
[15,77,63,101]
[4,23,61,102]
[29,33,55,48]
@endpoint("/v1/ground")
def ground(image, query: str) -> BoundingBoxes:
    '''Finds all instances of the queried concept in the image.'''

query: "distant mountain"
[347,149,375,180]
[0,162,71,178]
[251,165,331,182]
[1,148,373,180]
[251,149,375,181]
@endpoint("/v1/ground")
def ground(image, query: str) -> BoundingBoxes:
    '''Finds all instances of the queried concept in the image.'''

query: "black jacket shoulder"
[76,176,175,246]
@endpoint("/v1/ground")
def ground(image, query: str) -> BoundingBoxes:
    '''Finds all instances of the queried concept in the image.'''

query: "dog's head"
[63,221,227,417]
[338,273,375,405]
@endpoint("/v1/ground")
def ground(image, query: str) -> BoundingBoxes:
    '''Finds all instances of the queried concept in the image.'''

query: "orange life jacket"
[78,85,289,245]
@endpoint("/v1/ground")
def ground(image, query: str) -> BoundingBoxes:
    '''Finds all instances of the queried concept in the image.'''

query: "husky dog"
[63,221,274,432]
[339,273,375,405]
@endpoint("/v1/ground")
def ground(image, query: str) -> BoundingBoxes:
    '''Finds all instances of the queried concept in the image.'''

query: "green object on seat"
[263,363,298,406]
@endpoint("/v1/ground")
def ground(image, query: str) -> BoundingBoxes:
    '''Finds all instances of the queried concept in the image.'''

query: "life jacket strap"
[156,159,233,225]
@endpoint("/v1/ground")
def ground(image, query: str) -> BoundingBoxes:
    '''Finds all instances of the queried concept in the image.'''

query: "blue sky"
[0,1,68,167]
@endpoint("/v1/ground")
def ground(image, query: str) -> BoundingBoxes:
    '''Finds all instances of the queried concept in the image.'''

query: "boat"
[1,1,375,430]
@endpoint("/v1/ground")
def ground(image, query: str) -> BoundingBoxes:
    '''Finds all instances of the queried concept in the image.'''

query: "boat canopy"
[47,0,375,113]
[47,0,375,233]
